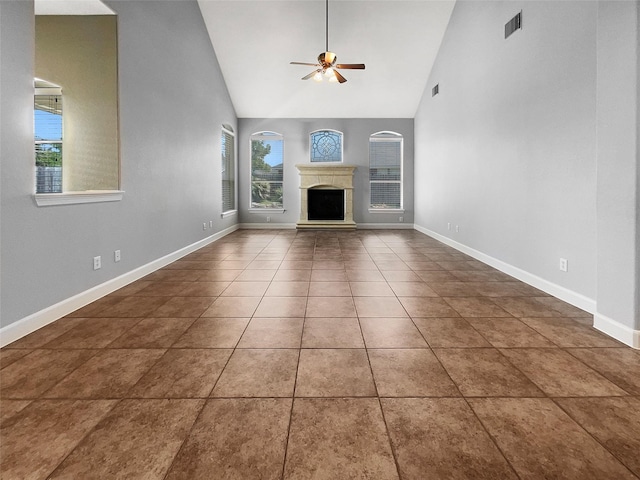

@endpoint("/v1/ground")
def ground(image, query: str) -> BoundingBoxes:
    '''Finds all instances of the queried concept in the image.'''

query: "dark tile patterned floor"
[1,229,639,479]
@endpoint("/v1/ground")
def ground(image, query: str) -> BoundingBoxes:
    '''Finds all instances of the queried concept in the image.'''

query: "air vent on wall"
[505,11,522,39]
[432,84,439,97]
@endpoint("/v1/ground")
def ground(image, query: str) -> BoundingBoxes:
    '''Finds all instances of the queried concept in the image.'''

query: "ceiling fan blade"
[336,63,365,70]
[302,69,321,80]
[333,69,347,83]
[291,62,320,67]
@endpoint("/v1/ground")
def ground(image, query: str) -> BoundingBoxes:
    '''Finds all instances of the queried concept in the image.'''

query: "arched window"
[310,129,343,163]
[250,131,284,209]
[369,131,403,210]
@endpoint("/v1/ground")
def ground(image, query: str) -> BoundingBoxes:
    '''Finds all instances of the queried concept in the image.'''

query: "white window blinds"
[369,133,403,209]
[221,125,236,213]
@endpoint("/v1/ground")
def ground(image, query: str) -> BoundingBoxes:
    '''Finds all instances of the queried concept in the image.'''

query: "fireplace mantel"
[296,164,356,229]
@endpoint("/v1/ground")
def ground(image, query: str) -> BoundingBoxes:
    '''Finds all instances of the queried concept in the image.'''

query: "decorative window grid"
[310,129,343,163]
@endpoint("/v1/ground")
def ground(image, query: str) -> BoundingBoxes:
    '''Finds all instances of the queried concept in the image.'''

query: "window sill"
[248,208,285,214]
[34,190,124,207]
[221,210,237,219]
[369,208,405,214]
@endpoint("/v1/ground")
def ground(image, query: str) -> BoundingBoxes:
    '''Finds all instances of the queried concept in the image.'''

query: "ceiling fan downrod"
[289,0,365,84]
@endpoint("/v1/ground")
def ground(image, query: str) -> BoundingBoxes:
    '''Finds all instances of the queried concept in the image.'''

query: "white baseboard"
[594,313,640,349]
[238,223,415,230]
[0,225,239,347]
[357,223,415,230]
[414,224,597,314]
[238,223,297,229]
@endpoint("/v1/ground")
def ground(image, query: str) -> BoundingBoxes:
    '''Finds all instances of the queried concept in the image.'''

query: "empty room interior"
[1,0,639,478]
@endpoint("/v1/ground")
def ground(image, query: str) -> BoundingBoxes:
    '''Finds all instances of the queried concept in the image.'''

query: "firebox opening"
[308,189,345,221]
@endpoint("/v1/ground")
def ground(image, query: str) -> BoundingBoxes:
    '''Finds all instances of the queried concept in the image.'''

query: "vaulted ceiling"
[198,0,455,118]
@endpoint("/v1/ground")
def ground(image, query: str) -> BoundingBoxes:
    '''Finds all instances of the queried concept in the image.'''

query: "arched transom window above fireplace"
[310,129,343,163]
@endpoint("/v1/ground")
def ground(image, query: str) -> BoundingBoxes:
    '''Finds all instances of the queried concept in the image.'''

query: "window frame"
[309,129,343,163]
[34,80,63,194]
[249,131,285,213]
[368,131,404,213]
[221,124,237,217]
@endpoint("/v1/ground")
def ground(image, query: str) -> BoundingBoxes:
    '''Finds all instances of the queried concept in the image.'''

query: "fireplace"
[308,189,345,221]
[296,164,356,229]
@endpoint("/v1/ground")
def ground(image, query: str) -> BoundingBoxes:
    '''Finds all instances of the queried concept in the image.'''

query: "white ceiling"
[198,0,455,118]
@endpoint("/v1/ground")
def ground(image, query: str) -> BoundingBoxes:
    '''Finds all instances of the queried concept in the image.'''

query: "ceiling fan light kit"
[291,0,365,84]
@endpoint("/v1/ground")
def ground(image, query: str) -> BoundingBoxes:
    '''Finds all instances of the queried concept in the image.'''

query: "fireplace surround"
[296,164,356,229]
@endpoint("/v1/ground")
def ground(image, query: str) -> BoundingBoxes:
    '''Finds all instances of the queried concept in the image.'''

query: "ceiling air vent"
[432,84,439,97]
[505,11,522,39]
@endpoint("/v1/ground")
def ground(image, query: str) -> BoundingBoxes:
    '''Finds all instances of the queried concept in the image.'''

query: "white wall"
[0,0,237,331]
[594,1,640,342]
[237,118,414,227]
[414,0,639,347]
[415,1,598,302]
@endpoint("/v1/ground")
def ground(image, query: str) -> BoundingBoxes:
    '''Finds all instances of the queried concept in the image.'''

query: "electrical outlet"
[209,220,213,228]
[447,222,451,230]
[559,258,568,272]
[93,256,101,270]
[455,225,459,233]
[203,222,207,230]
[399,217,404,222]
[114,250,121,262]
[266,216,271,223]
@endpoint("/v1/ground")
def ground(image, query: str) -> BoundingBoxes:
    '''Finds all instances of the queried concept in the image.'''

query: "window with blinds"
[251,131,284,209]
[221,125,236,213]
[369,132,403,210]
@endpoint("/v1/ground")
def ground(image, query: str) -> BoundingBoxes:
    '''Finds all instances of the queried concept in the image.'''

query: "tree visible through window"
[251,132,283,209]
[221,124,236,213]
[369,131,403,210]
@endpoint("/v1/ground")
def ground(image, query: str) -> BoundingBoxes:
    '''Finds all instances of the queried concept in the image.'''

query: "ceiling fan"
[290,0,365,84]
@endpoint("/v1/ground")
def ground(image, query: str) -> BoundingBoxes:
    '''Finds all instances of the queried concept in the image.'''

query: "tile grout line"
[550,397,640,479]
[280,233,309,480]
[44,397,124,479]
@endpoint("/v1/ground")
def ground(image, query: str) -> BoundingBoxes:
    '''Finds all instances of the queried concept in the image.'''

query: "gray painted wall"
[595,1,640,331]
[414,1,598,300]
[0,0,236,328]
[238,118,414,226]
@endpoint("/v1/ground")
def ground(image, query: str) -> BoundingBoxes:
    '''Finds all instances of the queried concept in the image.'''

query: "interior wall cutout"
[35,14,119,192]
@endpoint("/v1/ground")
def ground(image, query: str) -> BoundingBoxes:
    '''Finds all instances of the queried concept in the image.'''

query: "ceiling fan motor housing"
[318,51,337,68]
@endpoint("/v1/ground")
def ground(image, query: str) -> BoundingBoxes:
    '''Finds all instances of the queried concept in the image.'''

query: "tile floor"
[2,229,640,479]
